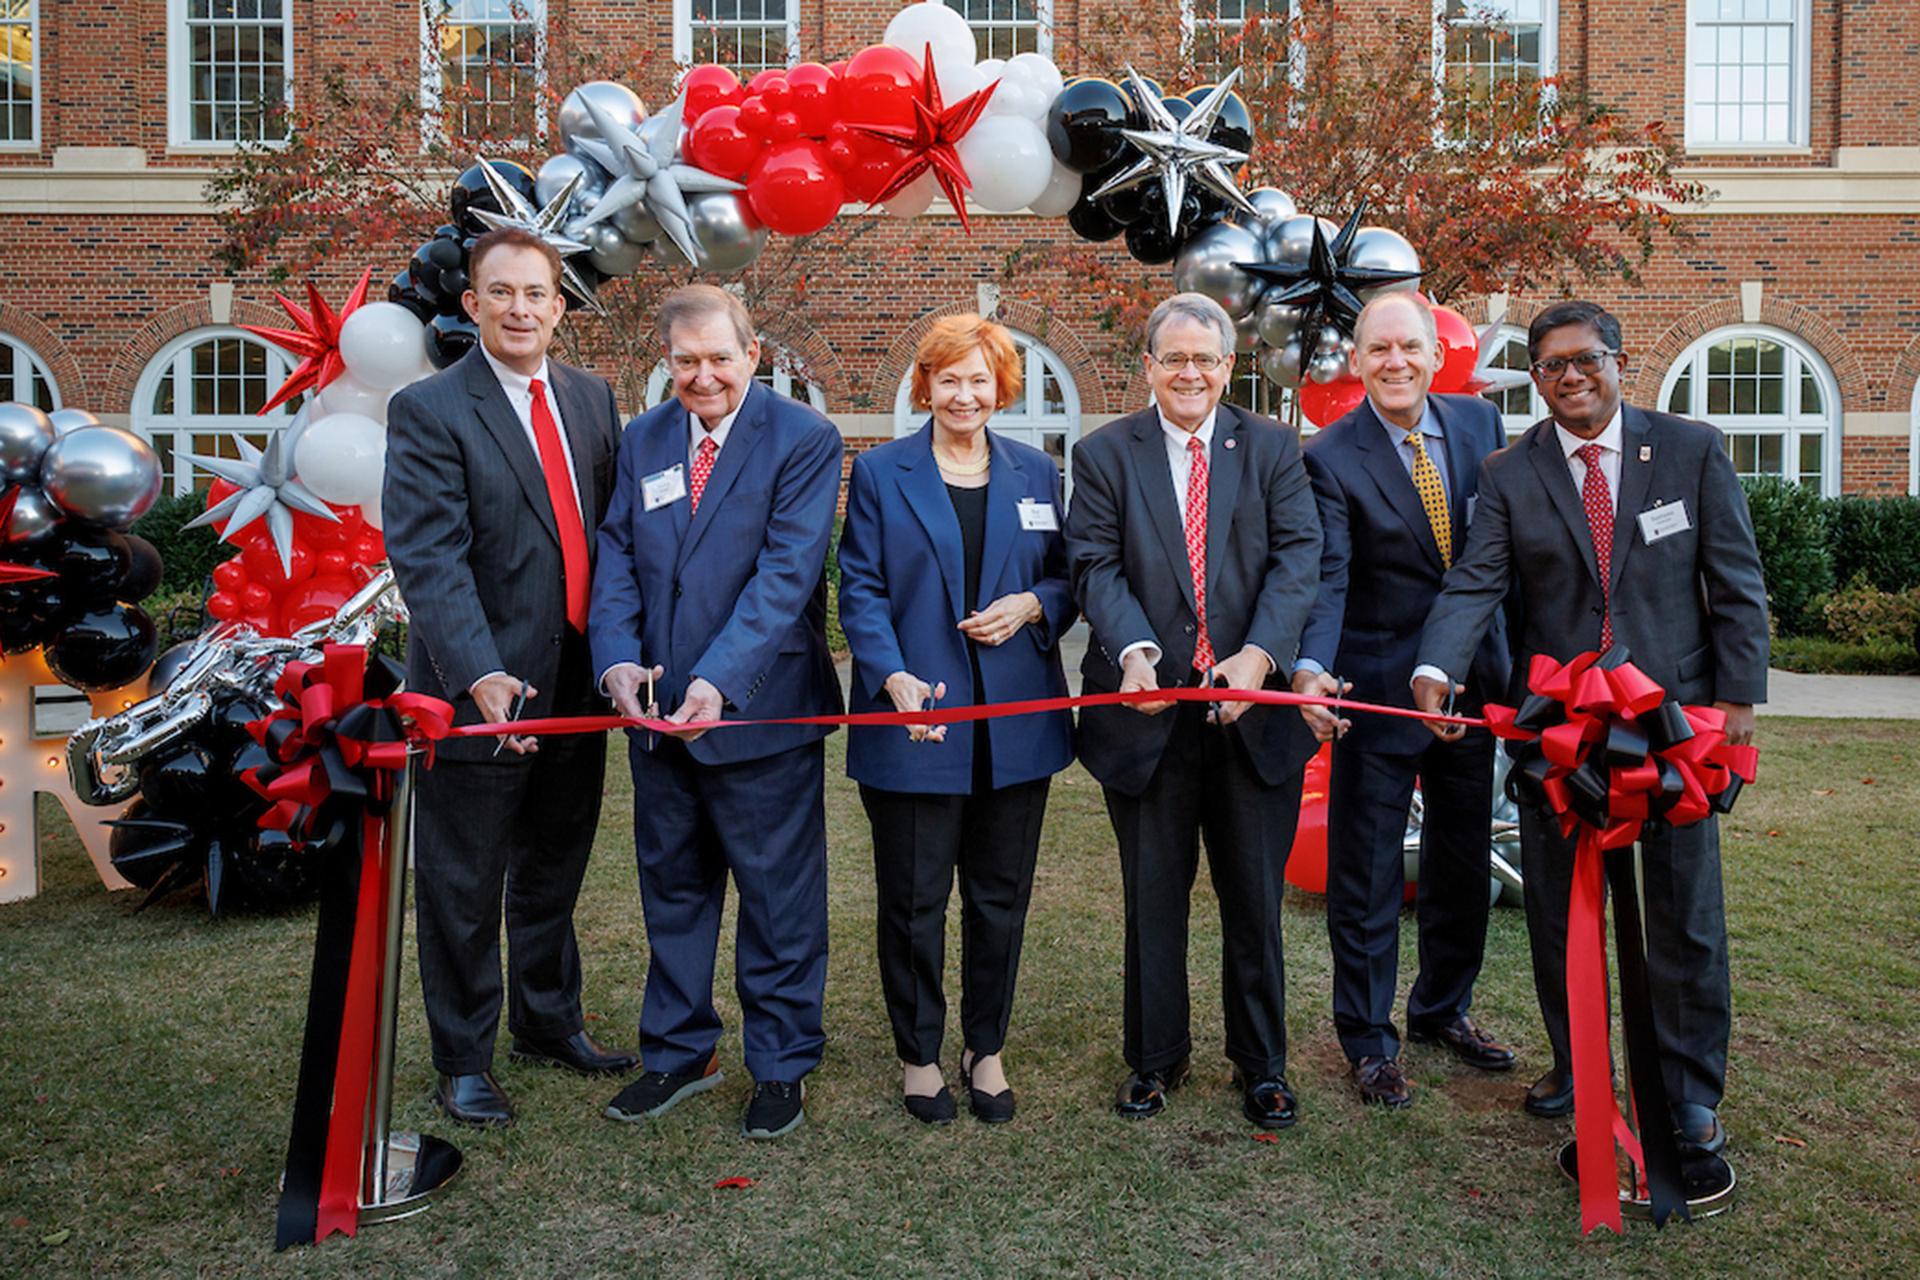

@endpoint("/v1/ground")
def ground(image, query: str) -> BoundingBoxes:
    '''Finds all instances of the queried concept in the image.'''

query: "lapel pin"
[1639,445,1652,462]
[1224,437,1236,450]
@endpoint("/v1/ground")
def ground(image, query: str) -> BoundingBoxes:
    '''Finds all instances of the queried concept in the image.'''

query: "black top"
[946,482,988,615]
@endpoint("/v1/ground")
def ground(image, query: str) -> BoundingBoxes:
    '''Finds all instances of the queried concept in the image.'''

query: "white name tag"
[1637,500,1691,545]
[641,463,687,512]
[1017,499,1059,532]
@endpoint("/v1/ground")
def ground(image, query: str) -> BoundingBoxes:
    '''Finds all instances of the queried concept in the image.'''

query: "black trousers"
[860,763,1051,1066]
[1520,807,1731,1108]
[1325,731,1495,1062]
[412,632,607,1075]
[1102,703,1303,1080]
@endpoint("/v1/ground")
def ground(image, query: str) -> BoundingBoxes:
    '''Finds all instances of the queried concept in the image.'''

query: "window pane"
[1668,368,1692,414]
[1797,432,1822,482]
[1799,366,1821,414]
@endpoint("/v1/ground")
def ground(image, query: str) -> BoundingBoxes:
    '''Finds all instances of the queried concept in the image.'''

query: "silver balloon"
[1233,311,1261,355]
[613,201,663,246]
[1314,325,1344,356]
[1171,221,1267,319]
[1255,296,1306,349]
[1231,187,1297,230]
[2,485,59,543]
[1347,225,1423,304]
[1259,339,1306,390]
[684,192,768,274]
[559,81,647,157]
[1262,214,1341,267]
[1308,350,1347,384]
[570,219,647,276]
[536,153,590,206]
[49,408,102,435]
[37,425,162,529]
[0,401,55,483]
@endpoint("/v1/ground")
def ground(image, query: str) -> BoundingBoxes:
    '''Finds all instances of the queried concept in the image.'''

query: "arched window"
[643,342,827,413]
[132,328,301,496]
[1658,326,1839,496]
[1481,324,1545,440]
[893,328,1079,487]
[0,332,60,411]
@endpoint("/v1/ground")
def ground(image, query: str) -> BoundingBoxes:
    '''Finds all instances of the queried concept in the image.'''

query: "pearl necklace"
[935,447,990,476]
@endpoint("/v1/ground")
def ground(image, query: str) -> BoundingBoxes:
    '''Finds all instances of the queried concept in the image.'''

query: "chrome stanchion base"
[357,1131,463,1225]
[1555,1139,1738,1222]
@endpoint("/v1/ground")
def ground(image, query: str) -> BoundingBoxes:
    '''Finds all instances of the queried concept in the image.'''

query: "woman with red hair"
[837,313,1078,1125]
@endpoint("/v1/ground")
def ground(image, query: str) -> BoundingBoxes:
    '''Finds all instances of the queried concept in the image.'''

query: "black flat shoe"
[1115,1059,1190,1120]
[961,1055,1015,1125]
[435,1071,513,1127]
[904,1086,957,1125]
[510,1029,639,1077]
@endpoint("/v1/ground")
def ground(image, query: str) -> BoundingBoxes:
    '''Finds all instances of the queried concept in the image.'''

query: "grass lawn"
[3,718,1916,1277]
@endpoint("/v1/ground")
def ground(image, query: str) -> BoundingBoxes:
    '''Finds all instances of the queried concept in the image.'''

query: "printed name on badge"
[642,463,688,512]
[1637,500,1691,545]
[1018,500,1059,532]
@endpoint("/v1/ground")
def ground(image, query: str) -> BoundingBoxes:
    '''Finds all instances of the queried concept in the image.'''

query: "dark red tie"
[689,433,718,514]
[528,377,590,633]
[1185,435,1214,672]
[1576,442,1614,650]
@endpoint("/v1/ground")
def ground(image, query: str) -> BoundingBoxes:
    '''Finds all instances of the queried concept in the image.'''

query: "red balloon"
[681,64,743,124]
[737,95,773,137]
[836,130,912,204]
[211,557,248,591]
[1429,304,1479,394]
[241,535,314,587]
[785,62,839,136]
[839,43,921,131]
[205,590,242,621]
[687,105,767,180]
[316,550,351,576]
[747,140,847,236]
[333,506,367,540]
[242,610,278,635]
[769,111,802,142]
[282,574,359,632]
[241,583,272,612]
[1300,377,1368,428]
[352,530,385,564]
[747,68,790,98]
[828,59,849,78]
[293,506,347,548]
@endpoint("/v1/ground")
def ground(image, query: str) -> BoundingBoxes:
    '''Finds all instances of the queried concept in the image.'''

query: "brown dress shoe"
[1352,1056,1413,1109]
[1408,1015,1517,1072]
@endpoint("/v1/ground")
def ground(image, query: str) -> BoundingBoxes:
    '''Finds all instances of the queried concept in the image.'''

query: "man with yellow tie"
[1292,291,1515,1109]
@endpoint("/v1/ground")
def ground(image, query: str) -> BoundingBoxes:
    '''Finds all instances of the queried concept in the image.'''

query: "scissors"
[643,666,658,750]
[490,683,529,757]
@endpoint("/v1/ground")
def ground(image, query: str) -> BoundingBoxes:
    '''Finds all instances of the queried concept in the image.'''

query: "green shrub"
[144,587,210,650]
[1820,576,1920,646]
[1769,634,1920,675]
[1826,495,1920,592]
[1742,477,1832,635]
[131,490,226,594]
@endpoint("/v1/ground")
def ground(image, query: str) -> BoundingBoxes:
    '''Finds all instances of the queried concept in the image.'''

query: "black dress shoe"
[1408,1015,1516,1072]
[1233,1070,1298,1129]
[436,1071,513,1127]
[961,1055,1015,1125]
[1523,1068,1575,1118]
[1115,1059,1190,1119]
[510,1029,639,1077]
[904,1086,956,1125]
[1351,1056,1413,1109]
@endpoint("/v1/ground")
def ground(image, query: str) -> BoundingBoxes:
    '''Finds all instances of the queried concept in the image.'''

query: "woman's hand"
[958,591,1043,647]
[883,670,949,743]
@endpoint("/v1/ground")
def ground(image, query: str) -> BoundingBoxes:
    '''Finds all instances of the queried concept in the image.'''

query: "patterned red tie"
[1185,435,1214,672]
[528,378,589,633]
[689,433,718,514]
[1576,443,1614,650]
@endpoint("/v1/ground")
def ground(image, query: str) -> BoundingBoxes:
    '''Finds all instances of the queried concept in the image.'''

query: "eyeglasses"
[1531,350,1620,380]
[1150,352,1226,372]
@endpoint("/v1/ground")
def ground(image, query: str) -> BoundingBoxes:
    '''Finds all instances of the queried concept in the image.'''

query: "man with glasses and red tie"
[1413,300,1767,1200]
[385,227,635,1129]
[1064,292,1322,1129]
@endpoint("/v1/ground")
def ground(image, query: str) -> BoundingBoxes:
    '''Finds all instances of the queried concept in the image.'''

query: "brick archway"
[0,303,84,408]
[877,298,1112,417]
[103,298,290,415]
[1637,295,1872,412]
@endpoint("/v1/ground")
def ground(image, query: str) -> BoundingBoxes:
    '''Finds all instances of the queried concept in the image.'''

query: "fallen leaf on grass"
[1861,777,1876,785]
[1812,788,1835,797]
[584,1012,604,1022]
[713,1176,755,1190]
[1251,1133,1280,1144]
[8,1217,27,1229]
[1773,1135,1808,1148]
[220,1167,241,1178]
[1467,1187,1484,1199]
[1766,829,1782,837]
[41,1229,70,1246]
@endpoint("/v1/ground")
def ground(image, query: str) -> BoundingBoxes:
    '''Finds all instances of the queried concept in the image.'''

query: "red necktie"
[1185,435,1214,672]
[528,377,589,633]
[689,433,718,514]
[1576,443,1614,650]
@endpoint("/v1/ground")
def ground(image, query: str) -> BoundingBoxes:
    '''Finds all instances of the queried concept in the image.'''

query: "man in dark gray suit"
[1412,300,1767,1171]
[1065,292,1321,1130]
[384,227,636,1127]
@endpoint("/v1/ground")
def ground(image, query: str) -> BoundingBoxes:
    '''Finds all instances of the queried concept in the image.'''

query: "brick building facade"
[1,1,1915,498]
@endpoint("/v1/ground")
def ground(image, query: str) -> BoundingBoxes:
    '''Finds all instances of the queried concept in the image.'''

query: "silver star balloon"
[183,433,337,576]
[1091,66,1259,239]
[468,155,608,316]
[572,97,744,267]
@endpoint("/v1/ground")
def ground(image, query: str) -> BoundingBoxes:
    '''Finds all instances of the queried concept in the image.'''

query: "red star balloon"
[0,486,55,583]
[848,46,998,232]
[239,267,375,415]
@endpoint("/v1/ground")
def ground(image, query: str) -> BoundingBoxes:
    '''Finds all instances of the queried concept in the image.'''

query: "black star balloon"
[1238,202,1425,334]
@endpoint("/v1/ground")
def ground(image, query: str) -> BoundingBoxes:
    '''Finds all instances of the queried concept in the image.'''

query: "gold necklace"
[935,447,989,476]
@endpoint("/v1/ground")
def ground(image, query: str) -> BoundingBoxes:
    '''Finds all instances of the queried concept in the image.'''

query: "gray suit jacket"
[383,347,622,762]
[1416,405,1769,708]
[1065,402,1322,796]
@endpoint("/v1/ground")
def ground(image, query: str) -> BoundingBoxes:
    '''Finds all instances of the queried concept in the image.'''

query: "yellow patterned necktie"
[1409,431,1452,566]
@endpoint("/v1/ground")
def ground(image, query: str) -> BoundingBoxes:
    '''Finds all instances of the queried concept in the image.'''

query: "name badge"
[642,463,688,512]
[1637,499,1691,545]
[1017,499,1059,532]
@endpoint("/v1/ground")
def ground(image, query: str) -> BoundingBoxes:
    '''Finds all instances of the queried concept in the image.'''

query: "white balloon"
[1027,158,1083,216]
[975,58,1007,82]
[295,412,388,508]
[957,115,1053,212]
[1008,52,1063,104]
[935,60,989,105]
[314,374,393,424]
[883,170,939,219]
[338,303,428,391]
[884,2,976,73]
[360,489,384,531]
[983,62,1039,117]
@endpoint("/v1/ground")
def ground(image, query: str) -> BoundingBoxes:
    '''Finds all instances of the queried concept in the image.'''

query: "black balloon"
[121,534,163,601]
[408,236,470,314]
[1122,76,1166,113]
[1187,84,1254,154]
[45,603,156,690]
[1046,77,1137,174]
[148,640,198,694]
[448,159,536,237]
[1067,193,1129,242]
[109,800,203,890]
[1125,216,1181,265]
[139,744,223,816]
[1159,95,1194,125]
[426,313,481,369]
[56,527,133,603]
[388,268,437,323]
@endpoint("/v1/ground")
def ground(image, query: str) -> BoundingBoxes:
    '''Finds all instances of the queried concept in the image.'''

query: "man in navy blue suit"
[589,284,844,1140]
[1294,292,1515,1109]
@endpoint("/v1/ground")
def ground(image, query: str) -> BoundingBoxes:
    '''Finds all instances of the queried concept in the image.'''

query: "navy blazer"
[588,380,845,766]
[837,424,1076,794]
[1300,393,1511,753]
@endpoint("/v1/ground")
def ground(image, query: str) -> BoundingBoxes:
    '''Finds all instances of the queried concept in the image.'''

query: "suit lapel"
[1527,421,1602,589]
[1435,396,1479,554]
[1610,407,1656,594]
[976,431,1023,613]
[549,362,602,517]
[1355,399,1446,573]
[1128,412,1197,613]
[463,350,559,548]
[896,424,967,622]
[674,382,766,574]
[1203,408,1245,597]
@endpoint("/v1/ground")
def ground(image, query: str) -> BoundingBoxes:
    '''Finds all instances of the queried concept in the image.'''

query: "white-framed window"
[644,342,827,412]
[944,0,1052,61]
[1684,0,1810,151]
[0,332,57,410]
[1224,364,1297,429]
[0,0,37,149]
[421,0,546,143]
[166,0,294,149]
[1183,0,1298,85]
[133,328,301,496]
[1909,376,1920,499]
[893,330,1078,489]
[1481,325,1546,440]
[1658,326,1839,496]
[1433,0,1556,142]
[671,0,798,73]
